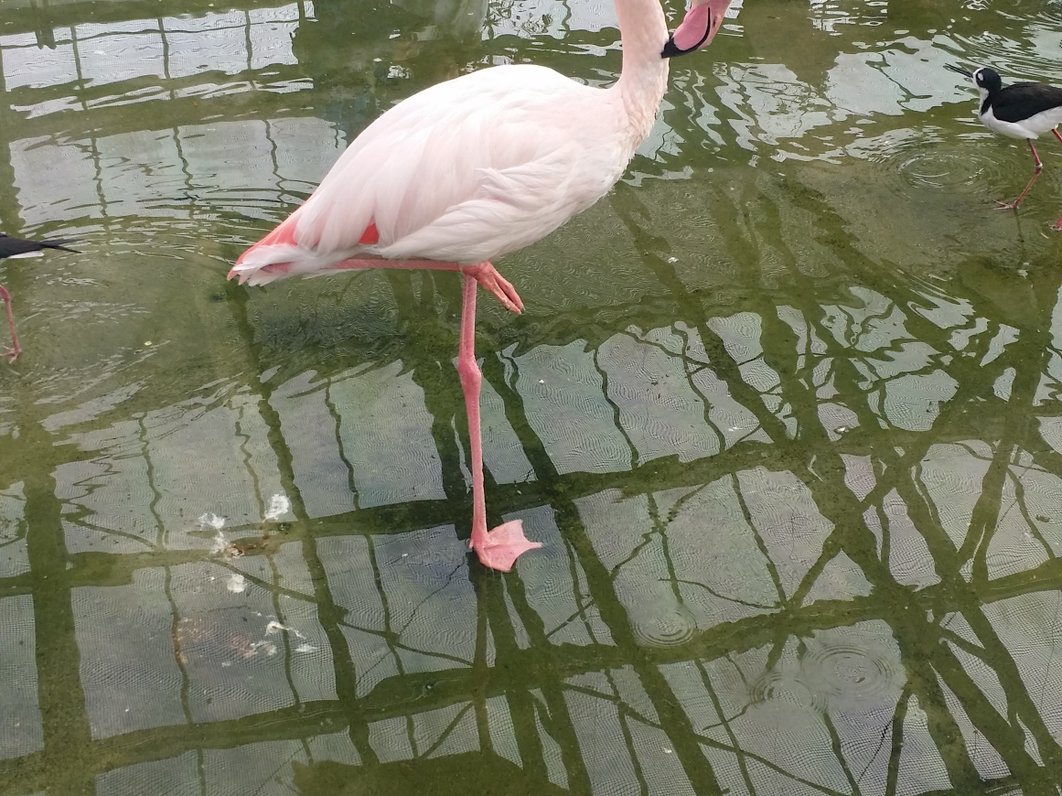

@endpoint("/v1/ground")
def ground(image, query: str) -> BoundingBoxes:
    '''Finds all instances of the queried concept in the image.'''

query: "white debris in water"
[227,574,247,594]
[265,620,288,635]
[199,513,228,554]
[294,643,317,654]
[264,494,291,521]
[266,620,306,639]
[198,512,226,531]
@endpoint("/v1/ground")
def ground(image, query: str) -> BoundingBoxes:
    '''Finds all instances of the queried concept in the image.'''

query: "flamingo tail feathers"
[228,215,381,286]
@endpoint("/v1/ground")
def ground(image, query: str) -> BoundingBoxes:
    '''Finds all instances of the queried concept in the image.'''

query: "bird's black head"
[945,63,1003,94]
[972,67,1002,93]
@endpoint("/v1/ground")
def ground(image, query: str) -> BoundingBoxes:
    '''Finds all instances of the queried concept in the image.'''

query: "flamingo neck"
[613,0,671,141]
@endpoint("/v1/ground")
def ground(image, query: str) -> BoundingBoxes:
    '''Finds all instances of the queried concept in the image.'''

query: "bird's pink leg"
[1051,130,1062,231]
[457,273,541,571]
[998,139,1043,210]
[0,285,20,363]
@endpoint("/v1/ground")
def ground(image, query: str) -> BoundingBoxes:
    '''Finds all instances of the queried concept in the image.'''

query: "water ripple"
[798,637,901,713]
[850,128,1014,201]
[946,29,1062,85]
[631,602,696,648]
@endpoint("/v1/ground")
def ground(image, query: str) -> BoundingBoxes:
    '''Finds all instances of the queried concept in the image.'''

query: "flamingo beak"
[662,0,732,58]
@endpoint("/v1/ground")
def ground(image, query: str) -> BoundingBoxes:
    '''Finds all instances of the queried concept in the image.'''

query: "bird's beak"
[662,0,732,58]
[944,63,972,78]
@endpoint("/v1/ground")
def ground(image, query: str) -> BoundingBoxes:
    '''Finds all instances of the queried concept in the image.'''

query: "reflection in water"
[3,0,1062,794]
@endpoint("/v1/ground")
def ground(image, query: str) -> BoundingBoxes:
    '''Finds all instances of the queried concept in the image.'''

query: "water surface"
[3,1,1062,794]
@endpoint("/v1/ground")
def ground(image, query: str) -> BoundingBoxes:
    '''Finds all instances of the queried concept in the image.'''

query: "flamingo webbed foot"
[470,519,542,572]
[468,263,524,314]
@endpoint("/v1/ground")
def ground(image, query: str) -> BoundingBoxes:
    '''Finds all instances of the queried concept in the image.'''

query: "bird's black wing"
[990,82,1062,123]
[0,234,79,259]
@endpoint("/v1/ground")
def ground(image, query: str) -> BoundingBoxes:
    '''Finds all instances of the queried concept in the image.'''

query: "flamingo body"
[230,0,732,570]
[230,65,652,285]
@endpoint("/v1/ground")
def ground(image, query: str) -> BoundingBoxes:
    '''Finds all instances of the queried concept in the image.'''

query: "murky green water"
[3,0,1062,793]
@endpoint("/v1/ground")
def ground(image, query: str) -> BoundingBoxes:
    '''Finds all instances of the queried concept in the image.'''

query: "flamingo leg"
[998,139,1043,211]
[258,255,537,567]
[0,284,19,363]
[457,271,541,571]
[327,259,524,314]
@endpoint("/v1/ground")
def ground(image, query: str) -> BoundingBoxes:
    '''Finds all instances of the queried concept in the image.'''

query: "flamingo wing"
[231,65,619,284]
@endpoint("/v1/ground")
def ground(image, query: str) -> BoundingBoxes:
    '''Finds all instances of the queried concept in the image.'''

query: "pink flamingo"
[1,234,79,363]
[229,0,732,571]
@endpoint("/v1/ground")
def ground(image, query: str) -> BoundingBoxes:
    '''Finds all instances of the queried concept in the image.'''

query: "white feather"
[980,104,1062,140]
[229,63,642,282]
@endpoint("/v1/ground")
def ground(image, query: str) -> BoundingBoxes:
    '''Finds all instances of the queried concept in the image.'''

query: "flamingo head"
[662,0,732,58]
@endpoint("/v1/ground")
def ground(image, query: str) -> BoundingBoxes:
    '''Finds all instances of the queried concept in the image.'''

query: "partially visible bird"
[1,234,79,363]
[946,63,1062,229]
[229,0,733,571]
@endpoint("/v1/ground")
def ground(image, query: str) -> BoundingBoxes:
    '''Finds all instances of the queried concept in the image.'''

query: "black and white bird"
[0,234,79,363]
[946,63,1062,229]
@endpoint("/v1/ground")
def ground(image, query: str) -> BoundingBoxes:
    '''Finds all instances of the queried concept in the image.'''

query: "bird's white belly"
[982,105,1062,139]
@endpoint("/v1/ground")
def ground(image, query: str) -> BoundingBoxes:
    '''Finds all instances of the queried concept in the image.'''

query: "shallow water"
[3,1,1062,794]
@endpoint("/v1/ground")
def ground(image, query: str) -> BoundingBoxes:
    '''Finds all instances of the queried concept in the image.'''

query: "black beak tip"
[661,36,682,59]
[944,63,971,77]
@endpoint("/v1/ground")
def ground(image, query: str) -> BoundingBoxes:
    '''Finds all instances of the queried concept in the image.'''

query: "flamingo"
[229,0,732,571]
[1,234,79,363]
